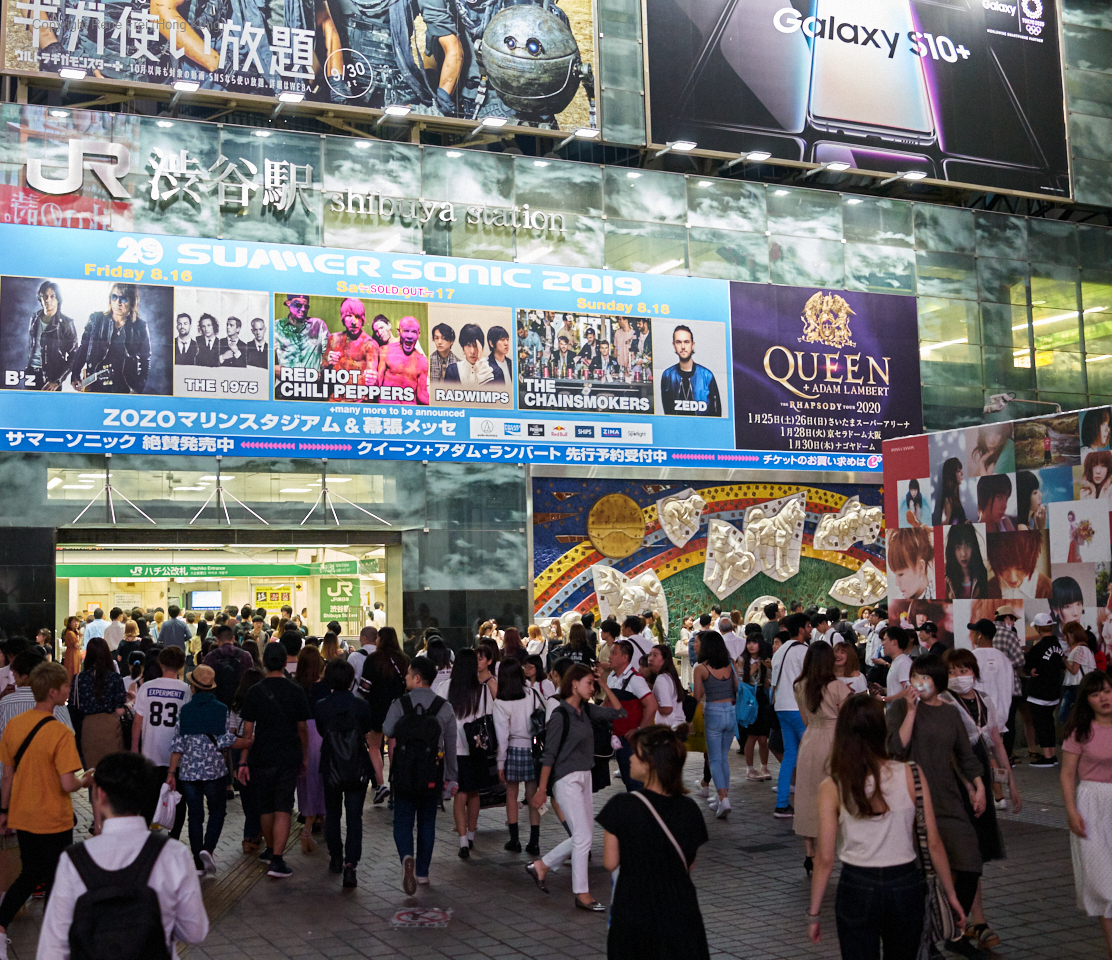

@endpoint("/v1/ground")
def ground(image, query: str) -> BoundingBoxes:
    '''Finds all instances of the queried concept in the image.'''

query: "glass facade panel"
[687,227,769,282]
[917,297,981,344]
[843,243,916,295]
[1035,350,1087,394]
[604,219,687,274]
[604,168,686,223]
[766,187,842,241]
[919,341,983,387]
[978,257,1030,305]
[768,235,844,287]
[842,197,914,247]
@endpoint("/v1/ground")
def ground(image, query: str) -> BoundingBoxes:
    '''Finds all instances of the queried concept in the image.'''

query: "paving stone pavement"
[4,751,1107,960]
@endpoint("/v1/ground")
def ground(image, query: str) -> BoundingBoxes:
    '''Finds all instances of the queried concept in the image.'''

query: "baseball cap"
[1031,612,1055,628]
[995,605,1017,619]
[967,618,996,639]
[917,621,938,636]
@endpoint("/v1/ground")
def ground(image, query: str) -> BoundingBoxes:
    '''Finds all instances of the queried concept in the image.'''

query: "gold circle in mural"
[588,494,646,559]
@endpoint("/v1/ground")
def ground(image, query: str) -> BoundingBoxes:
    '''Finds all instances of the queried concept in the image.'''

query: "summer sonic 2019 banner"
[731,283,923,455]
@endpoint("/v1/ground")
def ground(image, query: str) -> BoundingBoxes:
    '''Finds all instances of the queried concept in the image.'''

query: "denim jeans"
[1059,686,1079,725]
[835,861,925,960]
[615,740,643,792]
[393,792,440,878]
[704,701,736,793]
[776,710,806,807]
[325,784,368,865]
[179,778,228,865]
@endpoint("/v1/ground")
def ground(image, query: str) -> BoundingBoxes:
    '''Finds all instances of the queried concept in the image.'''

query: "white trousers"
[541,769,594,894]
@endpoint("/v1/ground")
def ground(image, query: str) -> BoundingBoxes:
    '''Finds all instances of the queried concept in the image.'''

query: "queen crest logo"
[799,292,856,350]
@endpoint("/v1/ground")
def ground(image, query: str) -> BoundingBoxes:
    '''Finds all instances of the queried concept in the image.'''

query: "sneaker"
[773,805,795,818]
[746,769,762,781]
[707,796,719,812]
[994,798,1007,811]
[258,848,273,863]
[716,797,731,819]
[402,855,417,895]
[373,784,391,805]
[267,857,292,879]
[759,767,773,781]
[692,779,709,799]
[199,850,217,878]
[343,865,358,888]
[329,855,343,874]
[1030,756,1058,767]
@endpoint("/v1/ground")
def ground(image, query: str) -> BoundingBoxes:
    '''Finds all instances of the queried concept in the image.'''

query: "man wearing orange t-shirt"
[0,661,92,955]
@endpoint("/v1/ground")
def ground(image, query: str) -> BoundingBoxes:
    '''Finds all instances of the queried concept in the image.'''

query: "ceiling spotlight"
[465,116,510,140]
[376,103,413,127]
[59,68,87,80]
[721,148,774,172]
[845,197,864,205]
[878,169,929,185]
[253,130,272,137]
[278,91,305,103]
[800,160,852,179]
[50,109,68,118]
[173,80,200,92]
[553,126,602,151]
[446,150,462,158]
[653,139,698,159]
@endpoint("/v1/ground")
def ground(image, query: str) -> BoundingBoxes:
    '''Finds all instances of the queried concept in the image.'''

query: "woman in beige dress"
[792,640,849,876]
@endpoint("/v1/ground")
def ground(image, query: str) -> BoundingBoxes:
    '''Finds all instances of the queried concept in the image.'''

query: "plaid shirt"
[429,349,460,382]
[993,620,1024,695]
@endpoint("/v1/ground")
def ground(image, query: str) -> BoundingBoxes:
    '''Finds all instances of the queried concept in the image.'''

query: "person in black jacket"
[25,280,78,390]
[1026,612,1066,767]
[70,283,150,393]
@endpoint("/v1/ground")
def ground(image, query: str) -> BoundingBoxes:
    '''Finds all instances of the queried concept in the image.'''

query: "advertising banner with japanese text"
[731,283,923,454]
[0,220,921,471]
[1,0,596,128]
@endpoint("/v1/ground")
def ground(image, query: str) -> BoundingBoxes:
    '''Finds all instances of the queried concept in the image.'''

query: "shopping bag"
[153,782,180,830]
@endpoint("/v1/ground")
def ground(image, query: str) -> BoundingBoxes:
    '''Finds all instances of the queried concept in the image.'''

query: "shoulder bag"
[910,761,959,960]
[631,791,689,872]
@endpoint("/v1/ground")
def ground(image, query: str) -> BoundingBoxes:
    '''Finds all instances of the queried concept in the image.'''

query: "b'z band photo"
[173,288,271,401]
[0,276,173,395]
[272,293,430,404]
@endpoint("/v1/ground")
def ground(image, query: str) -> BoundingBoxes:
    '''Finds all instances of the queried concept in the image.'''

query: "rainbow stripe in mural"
[533,479,886,622]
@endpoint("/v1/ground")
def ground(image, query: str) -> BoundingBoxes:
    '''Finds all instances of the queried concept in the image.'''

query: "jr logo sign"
[320,577,357,621]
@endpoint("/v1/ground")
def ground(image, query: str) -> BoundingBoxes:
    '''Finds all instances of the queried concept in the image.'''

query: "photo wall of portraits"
[883,405,1112,650]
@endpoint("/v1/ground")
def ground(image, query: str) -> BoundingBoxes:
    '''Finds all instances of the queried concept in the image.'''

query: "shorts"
[250,763,300,815]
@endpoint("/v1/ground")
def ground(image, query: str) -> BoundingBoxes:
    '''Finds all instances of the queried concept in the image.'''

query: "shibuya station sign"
[0,221,922,471]
[24,138,570,237]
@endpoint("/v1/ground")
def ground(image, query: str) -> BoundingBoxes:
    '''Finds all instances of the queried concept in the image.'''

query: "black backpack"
[528,689,547,772]
[211,649,243,707]
[66,833,171,960]
[322,707,373,793]
[390,695,445,799]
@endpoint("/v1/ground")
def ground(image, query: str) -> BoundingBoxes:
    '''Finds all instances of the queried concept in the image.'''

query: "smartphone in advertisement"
[808,0,936,143]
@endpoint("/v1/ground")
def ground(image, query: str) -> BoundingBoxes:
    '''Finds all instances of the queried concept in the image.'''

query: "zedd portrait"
[660,324,721,416]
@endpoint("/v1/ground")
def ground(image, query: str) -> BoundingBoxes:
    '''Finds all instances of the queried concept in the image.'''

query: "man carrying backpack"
[383,657,457,895]
[0,662,92,957]
[36,751,209,960]
[202,625,253,707]
[313,658,375,889]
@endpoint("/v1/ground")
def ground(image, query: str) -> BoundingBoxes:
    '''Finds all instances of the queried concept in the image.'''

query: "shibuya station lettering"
[329,191,567,235]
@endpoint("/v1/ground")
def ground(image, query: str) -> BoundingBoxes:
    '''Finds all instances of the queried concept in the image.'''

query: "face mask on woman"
[950,675,975,694]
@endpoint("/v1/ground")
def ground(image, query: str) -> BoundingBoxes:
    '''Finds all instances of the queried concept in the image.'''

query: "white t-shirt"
[103,620,125,652]
[134,678,191,766]
[612,665,652,701]
[623,632,652,665]
[770,640,808,712]
[652,673,684,729]
[1065,645,1097,686]
[840,674,868,694]
[886,654,912,698]
[973,647,1015,732]
[530,678,557,699]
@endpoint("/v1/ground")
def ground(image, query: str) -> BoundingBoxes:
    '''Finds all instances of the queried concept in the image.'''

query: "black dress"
[596,791,710,960]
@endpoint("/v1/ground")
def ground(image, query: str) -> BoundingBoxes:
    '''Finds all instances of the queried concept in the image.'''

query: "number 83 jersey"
[134,677,192,768]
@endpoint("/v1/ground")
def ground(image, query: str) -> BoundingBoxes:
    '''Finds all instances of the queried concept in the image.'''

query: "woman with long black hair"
[360,626,408,804]
[448,648,495,858]
[933,456,967,526]
[809,695,964,958]
[945,524,989,600]
[76,636,126,770]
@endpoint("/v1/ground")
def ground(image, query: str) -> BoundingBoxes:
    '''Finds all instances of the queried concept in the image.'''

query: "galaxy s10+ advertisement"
[645,0,1069,196]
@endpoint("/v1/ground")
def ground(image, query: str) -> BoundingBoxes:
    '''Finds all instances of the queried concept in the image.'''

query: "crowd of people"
[0,594,1106,959]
